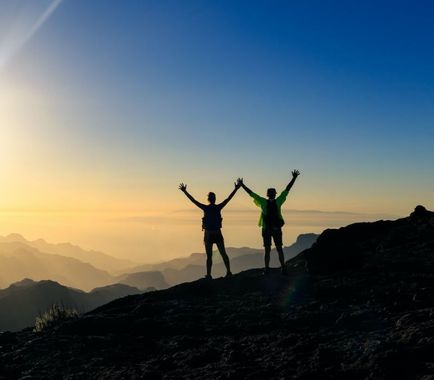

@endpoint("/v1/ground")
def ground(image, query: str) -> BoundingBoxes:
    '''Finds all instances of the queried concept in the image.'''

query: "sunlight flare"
[0,0,63,71]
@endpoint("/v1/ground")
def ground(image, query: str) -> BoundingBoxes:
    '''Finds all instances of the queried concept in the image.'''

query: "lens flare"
[0,0,63,71]
[278,276,307,309]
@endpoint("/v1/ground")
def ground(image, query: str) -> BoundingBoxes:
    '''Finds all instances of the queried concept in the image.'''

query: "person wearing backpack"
[179,179,242,279]
[239,170,300,275]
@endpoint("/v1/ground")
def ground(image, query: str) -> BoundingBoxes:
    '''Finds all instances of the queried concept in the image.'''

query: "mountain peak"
[5,233,26,242]
[10,278,36,287]
[410,204,434,220]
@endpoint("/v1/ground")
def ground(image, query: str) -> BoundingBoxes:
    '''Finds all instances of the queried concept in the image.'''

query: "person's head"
[266,188,277,200]
[208,192,216,204]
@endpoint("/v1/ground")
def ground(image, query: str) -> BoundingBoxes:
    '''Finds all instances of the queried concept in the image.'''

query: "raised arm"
[285,170,300,192]
[179,183,206,209]
[239,178,254,196]
[219,180,241,209]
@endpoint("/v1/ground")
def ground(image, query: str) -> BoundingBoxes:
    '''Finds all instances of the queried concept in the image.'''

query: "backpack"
[264,200,284,228]
[202,205,223,230]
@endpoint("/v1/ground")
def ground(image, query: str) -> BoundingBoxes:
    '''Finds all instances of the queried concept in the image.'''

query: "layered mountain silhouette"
[116,271,168,290]
[0,242,114,291]
[0,234,135,273]
[0,233,317,332]
[0,207,432,379]
[0,279,141,332]
[129,233,319,285]
[0,233,318,290]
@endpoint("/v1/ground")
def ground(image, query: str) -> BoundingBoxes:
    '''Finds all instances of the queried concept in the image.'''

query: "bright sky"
[1,0,434,262]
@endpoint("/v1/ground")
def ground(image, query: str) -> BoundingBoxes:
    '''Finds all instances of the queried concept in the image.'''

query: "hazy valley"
[0,233,318,332]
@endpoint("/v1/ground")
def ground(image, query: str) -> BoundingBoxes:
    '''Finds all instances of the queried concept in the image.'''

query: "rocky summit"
[1,207,433,379]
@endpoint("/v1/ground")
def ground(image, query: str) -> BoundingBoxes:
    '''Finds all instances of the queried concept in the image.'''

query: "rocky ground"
[0,206,433,379]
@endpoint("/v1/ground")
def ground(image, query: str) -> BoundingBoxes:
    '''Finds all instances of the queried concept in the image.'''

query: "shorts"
[262,227,283,247]
[204,229,224,245]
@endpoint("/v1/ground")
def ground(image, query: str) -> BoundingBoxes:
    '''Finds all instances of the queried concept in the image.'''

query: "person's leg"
[262,228,272,273]
[276,246,285,267]
[273,228,286,274]
[216,240,231,276]
[205,242,213,278]
[264,246,271,271]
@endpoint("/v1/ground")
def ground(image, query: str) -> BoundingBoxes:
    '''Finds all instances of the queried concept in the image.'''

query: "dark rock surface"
[0,207,433,379]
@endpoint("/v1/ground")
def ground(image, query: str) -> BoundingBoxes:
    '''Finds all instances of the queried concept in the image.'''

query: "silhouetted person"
[179,180,242,279]
[239,170,300,274]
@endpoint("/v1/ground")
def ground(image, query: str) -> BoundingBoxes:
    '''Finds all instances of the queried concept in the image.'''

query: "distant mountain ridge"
[116,271,168,290]
[0,242,114,291]
[128,233,319,272]
[0,233,318,289]
[0,242,169,291]
[0,279,141,332]
[0,234,135,273]
[0,233,318,332]
[134,233,319,285]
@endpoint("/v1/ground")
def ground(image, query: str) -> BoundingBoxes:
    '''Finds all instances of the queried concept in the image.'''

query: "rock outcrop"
[299,205,434,274]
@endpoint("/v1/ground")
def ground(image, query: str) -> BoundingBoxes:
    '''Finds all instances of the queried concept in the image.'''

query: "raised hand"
[285,170,300,192]
[179,183,187,192]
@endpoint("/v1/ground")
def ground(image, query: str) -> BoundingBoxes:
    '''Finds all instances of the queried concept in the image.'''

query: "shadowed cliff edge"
[0,206,433,379]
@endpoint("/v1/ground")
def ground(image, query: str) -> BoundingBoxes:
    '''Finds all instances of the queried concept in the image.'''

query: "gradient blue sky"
[1,0,434,260]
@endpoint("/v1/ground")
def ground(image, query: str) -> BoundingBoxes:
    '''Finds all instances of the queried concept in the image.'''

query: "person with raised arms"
[239,170,300,275]
[179,179,242,279]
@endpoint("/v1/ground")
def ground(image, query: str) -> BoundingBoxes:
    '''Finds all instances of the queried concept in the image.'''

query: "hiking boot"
[263,267,270,276]
[204,274,212,280]
[281,266,288,276]
[225,271,232,278]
